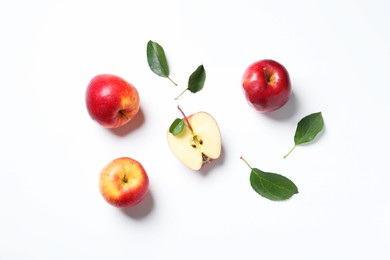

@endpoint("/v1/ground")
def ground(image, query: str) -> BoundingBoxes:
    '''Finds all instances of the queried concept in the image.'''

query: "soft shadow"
[198,145,226,176]
[121,190,154,220]
[109,107,145,137]
[265,92,299,121]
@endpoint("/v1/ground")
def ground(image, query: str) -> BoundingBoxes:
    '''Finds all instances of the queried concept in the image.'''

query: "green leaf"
[188,64,206,93]
[146,40,169,77]
[147,40,177,86]
[174,65,206,100]
[284,112,324,158]
[294,112,324,145]
[250,168,298,201]
[240,156,298,202]
[169,118,185,136]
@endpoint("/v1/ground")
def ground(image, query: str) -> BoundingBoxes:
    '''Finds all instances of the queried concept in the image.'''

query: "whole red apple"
[242,59,291,113]
[85,74,140,128]
[99,157,149,208]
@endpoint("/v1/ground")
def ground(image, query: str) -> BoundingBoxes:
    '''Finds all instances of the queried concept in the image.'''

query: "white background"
[1,0,390,259]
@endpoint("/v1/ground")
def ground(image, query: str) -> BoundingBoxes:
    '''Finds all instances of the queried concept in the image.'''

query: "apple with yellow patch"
[167,107,222,170]
[85,74,140,128]
[99,157,149,208]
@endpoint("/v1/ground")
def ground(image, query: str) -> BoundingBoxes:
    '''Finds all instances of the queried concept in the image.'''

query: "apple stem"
[123,173,128,183]
[263,68,271,83]
[177,105,194,134]
[174,88,188,100]
[240,156,253,170]
[168,76,178,86]
[283,145,296,159]
[119,110,129,120]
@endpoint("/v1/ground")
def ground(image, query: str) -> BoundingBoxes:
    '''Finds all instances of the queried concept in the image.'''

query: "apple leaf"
[146,40,168,77]
[169,118,185,136]
[146,40,177,86]
[188,64,206,93]
[175,65,206,100]
[250,168,298,201]
[294,112,324,145]
[241,156,298,201]
[284,112,324,158]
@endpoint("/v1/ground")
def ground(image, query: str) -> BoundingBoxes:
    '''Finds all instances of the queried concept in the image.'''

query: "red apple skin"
[99,157,149,208]
[86,74,140,128]
[242,59,291,113]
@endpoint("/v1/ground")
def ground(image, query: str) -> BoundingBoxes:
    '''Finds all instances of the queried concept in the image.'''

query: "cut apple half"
[167,112,222,170]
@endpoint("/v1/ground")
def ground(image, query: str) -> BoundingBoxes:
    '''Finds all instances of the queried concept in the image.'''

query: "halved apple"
[167,112,222,170]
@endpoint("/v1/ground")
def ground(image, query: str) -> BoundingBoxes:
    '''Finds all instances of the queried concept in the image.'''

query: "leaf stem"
[177,105,194,134]
[283,145,296,159]
[174,88,188,100]
[168,76,177,86]
[240,155,253,169]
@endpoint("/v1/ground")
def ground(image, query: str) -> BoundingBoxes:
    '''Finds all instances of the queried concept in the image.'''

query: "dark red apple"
[242,59,291,113]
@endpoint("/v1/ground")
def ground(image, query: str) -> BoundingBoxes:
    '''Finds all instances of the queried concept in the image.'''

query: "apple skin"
[242,59,291,113]
[99,157,149,208]
[85,74,140,128]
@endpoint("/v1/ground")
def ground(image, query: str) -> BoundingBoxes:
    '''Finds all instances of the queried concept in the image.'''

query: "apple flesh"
[167,112,222,170]
[242,59,291,112]
[85,74,140,128]
[99,157,149,208]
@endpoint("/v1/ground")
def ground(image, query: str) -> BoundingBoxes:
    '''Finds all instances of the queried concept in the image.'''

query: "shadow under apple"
[264,92,299,121]
[109,107,145,137]
[121,190,154,220]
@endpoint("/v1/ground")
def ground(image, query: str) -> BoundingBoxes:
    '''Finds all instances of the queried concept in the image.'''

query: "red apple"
[242,59,291,112]
[85,74,140,128]
[99,157,149,208]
